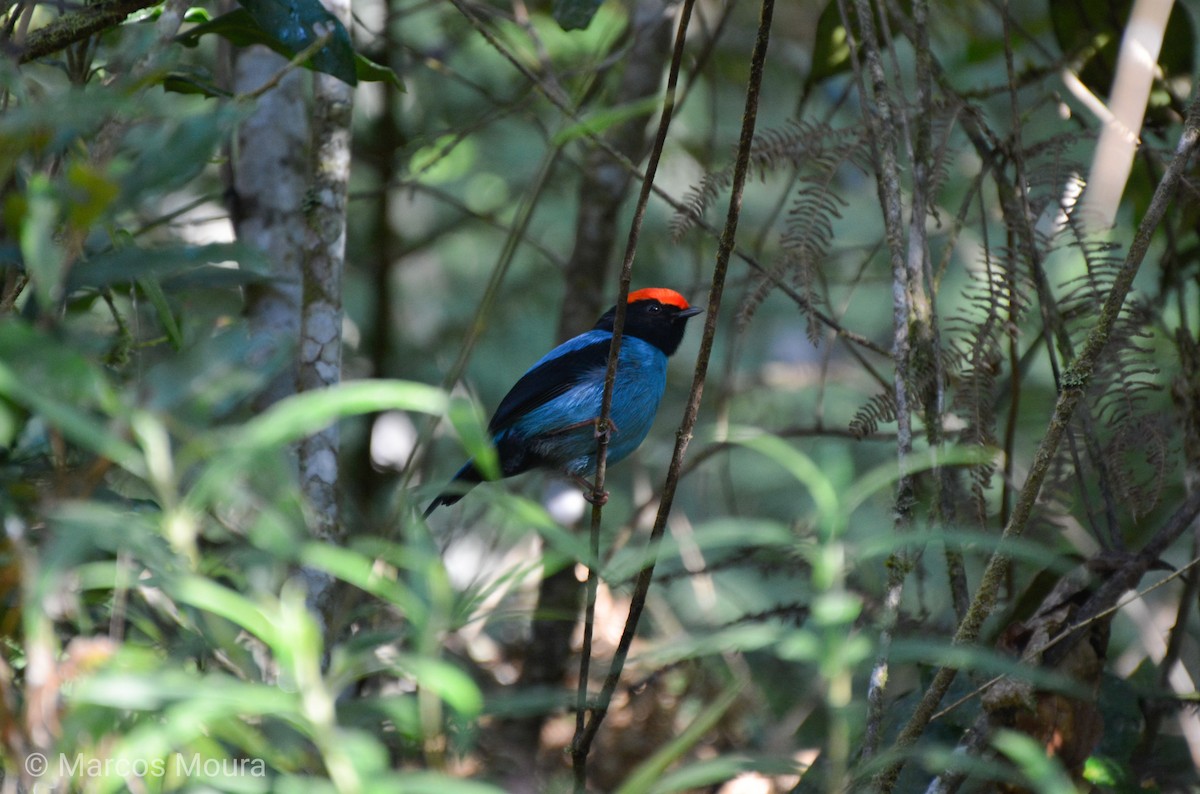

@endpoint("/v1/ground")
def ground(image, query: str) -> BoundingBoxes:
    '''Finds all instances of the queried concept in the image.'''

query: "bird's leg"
[593,416,619,440]
[545,416,621,438]
[568,473,609,506]
[547,418,619,505]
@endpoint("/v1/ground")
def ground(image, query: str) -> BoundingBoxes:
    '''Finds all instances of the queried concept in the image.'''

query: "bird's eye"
[648,304,662,313]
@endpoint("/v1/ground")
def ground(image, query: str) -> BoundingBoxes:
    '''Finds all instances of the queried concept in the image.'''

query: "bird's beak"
[678,306,704,318]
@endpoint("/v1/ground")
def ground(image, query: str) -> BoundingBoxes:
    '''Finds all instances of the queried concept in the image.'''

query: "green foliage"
[4,0,1200,791]
[0,314,492,789]
[0,6,489,792]
[553,0,605,32]
[176,6,403,90]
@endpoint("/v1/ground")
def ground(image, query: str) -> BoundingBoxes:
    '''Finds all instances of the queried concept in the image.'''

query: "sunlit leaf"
[992,730,1078,794]
[390,656,484,716]
[617,680,746,794]
[552,96,660,146]
[71,242,267,290]
[298,543,428,624]
[807,0,853,86]
[137,277,183,350]
[232,380,448,450]
[172,576,277,645]
[447,395,499,480]
[20,175,66,308]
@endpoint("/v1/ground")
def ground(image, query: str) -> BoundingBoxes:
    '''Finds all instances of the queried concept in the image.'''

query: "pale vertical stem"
[299,1,354,580]
[233,47,309,411]
[842,0,921,758]
[1080,0,1176,228]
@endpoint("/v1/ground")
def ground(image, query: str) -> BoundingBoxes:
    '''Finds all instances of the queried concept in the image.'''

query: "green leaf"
[298,543,428,624]
[447,396,499,480]
[119,110,235,199]
[172,576,278,645]
[1083,755,1129,787]
[616,679,746,794]
[637,624,787,668]
[177,8,280,48]
[992,730,1079,794]
[232,380,448,451]
[71,242,268,290]
[553,0,604,31]
[162,69,234,98]
[552,95,659,146]
[809,591,862,626]
[20,174,67,308]
[0,321,144,475]
[391,656,483,716]
[369,774,506,794]
[354,53,404,90]
[807,0,853,86]
[731,431,841,537]
[239,0,355,86]
[139,325,279,418]
[647,756,802,794]
[602,517,794,582]
[137,277,183,350]
[192,13,399,89]
[179,4,373,87]
[892,638,1091,699]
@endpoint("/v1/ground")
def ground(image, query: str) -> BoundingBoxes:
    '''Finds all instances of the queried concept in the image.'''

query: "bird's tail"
[422,461,483,518]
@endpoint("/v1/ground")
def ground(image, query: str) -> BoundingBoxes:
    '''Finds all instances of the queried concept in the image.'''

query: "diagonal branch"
[566,3,691,791]
[10,0,156,62]
[569,0,775,780]
[873,83,1200,793]
[571,1,694,787]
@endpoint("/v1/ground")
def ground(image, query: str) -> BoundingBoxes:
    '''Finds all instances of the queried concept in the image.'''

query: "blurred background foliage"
[1,0,1200,792]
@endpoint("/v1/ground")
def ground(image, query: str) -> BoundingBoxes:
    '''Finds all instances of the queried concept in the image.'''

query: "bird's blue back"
[495,329,668,477]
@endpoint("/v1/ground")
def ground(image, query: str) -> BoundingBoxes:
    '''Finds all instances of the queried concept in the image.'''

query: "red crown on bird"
[627,288,693,310]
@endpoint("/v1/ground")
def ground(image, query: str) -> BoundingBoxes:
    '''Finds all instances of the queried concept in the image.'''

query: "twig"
[570,1,695,788]
[570,0,775,773]
[1134,523,1200,764]
[1046,490,1200,668]
[842,0,923,759]
[236,32,335,101]
[998,3,1123,551]
[933,548,1200,729]
[446,0,886,361]
[924,550,1200,794]
[872,83,1200,794]
[485,5,678,780]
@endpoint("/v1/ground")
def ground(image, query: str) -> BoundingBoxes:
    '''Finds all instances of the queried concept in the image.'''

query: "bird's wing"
[487,331,612,434]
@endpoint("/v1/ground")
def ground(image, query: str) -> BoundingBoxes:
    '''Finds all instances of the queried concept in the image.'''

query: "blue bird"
[424,288,702,516]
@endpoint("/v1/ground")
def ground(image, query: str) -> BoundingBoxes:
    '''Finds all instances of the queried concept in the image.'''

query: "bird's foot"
[546,416,620,440]
[583,488,610,506]
[593,416,619,440]
[569,474,609,506]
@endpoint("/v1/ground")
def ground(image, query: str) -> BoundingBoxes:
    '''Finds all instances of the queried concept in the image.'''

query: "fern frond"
[850,390,897,439]
[1050,218,1170,526]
